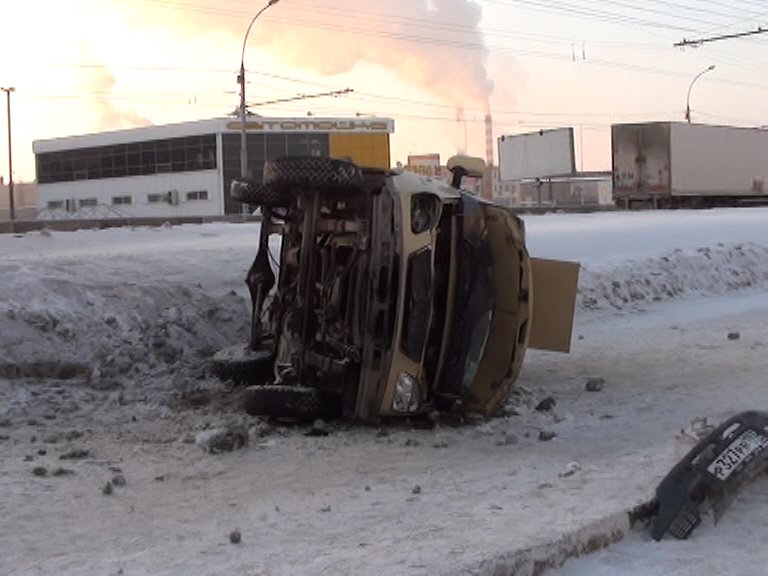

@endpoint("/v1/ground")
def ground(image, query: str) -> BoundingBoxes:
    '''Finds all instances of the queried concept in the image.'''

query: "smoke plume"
[142,0,494,110]
[78,62,152,131]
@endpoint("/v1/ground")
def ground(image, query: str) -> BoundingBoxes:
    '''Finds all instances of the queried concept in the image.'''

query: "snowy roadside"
[1,210,768,575]
[554,473,768,576]
[3,209,768,385]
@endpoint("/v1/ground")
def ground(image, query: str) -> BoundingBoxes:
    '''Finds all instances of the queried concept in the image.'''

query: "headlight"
[392,372,420,413]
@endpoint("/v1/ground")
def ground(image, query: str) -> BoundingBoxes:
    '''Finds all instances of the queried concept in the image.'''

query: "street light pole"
[686,65,715,123]
[1,87,15,222]
[239,0,280,179]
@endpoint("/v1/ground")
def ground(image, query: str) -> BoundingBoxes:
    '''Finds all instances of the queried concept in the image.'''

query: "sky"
[3,0,768,182]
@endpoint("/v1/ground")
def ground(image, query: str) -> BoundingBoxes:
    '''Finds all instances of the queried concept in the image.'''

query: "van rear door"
[528,258,580,353]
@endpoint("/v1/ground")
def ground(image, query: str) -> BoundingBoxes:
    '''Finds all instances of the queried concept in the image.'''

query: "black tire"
[230,178,292,207]
[232,157,363,207]
[263,157,363,198]
[212,342,274,385]
[243,384,342,420]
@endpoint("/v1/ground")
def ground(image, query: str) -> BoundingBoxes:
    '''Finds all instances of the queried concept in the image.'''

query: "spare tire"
[243,384,342,420]
[263,157,363,198]
[230,178,291,207]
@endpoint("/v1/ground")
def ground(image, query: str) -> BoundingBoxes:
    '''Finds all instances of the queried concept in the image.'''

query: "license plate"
[707,430,768,481]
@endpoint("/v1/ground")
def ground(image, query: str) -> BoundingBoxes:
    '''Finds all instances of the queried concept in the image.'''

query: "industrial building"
[492,171,613,207]
[404,153,612,207]
[32,116,394,219]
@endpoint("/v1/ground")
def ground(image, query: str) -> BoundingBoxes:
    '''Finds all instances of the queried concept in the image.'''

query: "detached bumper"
[652,410,768,540]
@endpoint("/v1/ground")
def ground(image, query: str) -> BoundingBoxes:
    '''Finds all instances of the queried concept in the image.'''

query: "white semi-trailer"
[612,122,768,208]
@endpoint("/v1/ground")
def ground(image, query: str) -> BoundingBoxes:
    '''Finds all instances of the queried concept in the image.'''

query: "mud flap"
[651,411,768,540]
[528,258,580,353]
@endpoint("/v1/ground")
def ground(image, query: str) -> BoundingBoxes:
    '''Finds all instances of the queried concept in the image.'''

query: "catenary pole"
[1,87,15,222]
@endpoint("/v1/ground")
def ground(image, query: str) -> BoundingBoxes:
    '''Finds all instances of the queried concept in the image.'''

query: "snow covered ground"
[1,208,768,575]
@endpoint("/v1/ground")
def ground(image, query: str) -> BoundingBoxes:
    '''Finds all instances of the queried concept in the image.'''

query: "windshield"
[442,195,494,395]
[400,247,433,362]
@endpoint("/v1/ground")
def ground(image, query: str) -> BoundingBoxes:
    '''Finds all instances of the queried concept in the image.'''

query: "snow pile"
[0,224,255,385]
[0,277,249,381]
[522,208,768,312]
[577,242,768,311]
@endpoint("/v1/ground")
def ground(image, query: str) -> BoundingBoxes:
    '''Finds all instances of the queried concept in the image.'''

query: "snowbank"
[0,224,255,383]
[2,210,768,382]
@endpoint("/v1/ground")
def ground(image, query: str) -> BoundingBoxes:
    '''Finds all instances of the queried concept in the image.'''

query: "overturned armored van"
[215,155,579,421]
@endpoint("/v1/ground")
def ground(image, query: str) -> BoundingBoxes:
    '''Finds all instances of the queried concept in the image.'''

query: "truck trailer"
[612,122,768,209]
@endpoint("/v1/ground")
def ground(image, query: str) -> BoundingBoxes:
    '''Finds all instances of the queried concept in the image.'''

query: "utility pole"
[1,87,14,222]
[685,65,715,123]
[239,0,280,179]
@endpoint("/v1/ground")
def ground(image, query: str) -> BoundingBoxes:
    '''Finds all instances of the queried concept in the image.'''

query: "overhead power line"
[250,88,353,107]
[675,26,768,47]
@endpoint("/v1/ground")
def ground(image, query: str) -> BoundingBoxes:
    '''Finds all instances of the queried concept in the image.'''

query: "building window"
[79,198,98,207]
[112,195,132,205]
[186,190,208,201]
[47,200,64,210]
[36,134,217,184]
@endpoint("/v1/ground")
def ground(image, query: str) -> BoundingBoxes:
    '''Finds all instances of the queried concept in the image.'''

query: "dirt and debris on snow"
[1,211,768,575]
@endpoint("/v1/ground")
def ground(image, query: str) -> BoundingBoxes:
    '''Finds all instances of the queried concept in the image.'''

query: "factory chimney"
[483,112,494,199]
